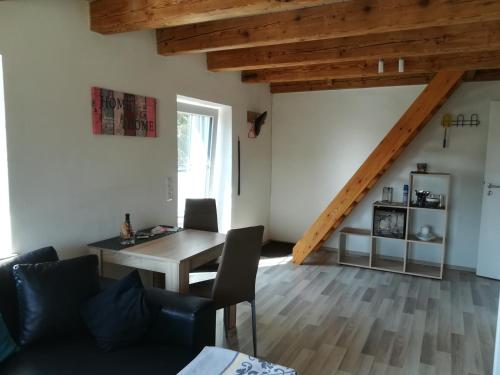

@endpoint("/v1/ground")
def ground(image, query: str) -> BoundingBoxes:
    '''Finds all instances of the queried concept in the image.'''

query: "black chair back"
[183,199,218,232]
[211,226,264,308]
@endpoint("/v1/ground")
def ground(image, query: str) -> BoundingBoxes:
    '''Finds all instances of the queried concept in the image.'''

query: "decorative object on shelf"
[247,111,267,138]
[403,184,409,205]
[441,113,480,148]
[381,187,393,203]
[425,194,440,208]
[373,207,406,239]
[416,225,436,242]
[91,87,157,137]
[120,213,135,245]
[414,190,431,207]
[416,163,428,173]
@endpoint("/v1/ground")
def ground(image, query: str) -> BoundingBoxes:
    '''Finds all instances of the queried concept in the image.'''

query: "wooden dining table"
[88,229,236,328]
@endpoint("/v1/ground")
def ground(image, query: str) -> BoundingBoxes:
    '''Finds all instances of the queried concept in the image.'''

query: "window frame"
[176,102,219,197]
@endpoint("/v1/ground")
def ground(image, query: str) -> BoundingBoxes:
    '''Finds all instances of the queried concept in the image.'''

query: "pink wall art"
[91,87,157,137]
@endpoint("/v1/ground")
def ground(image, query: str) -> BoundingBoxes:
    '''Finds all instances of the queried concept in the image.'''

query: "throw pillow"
[0,246,59,342]
[0,313,18,362]
[13,255,100,346]
[81,270,151,351]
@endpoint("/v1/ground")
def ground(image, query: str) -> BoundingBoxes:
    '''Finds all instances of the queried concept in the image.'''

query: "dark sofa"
[0,247,215,374]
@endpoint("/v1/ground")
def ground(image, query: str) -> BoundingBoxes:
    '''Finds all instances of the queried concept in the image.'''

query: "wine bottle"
[120,213,135,245]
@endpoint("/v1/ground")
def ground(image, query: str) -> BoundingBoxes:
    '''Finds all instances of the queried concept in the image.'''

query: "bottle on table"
[120,213,135,245]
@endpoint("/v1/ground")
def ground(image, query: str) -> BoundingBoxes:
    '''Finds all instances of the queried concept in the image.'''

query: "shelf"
[405,262,441,279]
[409,205,446,212]
[407,234,443,246]
[410,172,451,176]
[373,235,405,242]
[373,201,408,209]
[340,227,371,237]
[339,253,370,268]
[372,257,405,273]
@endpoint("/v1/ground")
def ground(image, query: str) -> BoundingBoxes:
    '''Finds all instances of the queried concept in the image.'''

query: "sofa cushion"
[13,255,100,346]
[82,270,151,351]
[0,247,59,342]
[0,338,195,375]
[0,313,18,362]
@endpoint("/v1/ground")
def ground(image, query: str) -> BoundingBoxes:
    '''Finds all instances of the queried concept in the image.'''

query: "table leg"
[90,249,104,277]
[152,272,166,289]
[225,305,237,330]
[164,261,190,294]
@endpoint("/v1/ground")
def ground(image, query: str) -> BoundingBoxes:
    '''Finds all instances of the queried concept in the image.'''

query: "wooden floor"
[214,249,500,375]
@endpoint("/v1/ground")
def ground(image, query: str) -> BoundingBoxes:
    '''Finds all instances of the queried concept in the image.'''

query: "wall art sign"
[91,87,157,137]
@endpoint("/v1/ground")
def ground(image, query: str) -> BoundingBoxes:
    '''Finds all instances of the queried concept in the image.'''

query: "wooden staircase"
[292,70,465,264]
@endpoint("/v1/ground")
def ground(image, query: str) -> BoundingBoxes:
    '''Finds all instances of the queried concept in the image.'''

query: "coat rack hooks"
[442,113,480,128]
[441,113,480,149]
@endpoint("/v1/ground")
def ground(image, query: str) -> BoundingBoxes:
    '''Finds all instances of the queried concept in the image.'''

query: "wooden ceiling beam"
[90,0,346,34]
[270,74,434,94]
[271,69,500,94]
[157,0,500,55]
[208,21,500,72]
[473,69,500,82]
[242,51,500,83]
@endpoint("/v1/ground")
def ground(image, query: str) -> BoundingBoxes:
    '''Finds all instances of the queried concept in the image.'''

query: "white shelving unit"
[338,172,450,279]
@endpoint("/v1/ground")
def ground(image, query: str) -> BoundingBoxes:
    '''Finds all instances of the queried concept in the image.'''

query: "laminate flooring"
[212,248,500,375]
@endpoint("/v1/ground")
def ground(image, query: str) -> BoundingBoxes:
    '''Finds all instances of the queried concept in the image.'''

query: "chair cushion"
[1,338,195,375]
[13,255,100,346]
[82,270,151,351]
[0,247,59,341]
[0,313,18,362]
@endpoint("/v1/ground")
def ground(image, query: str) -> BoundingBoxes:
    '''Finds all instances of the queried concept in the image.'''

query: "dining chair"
[188,225,264,357]
[183,198,219,232]
[184,198,220,273]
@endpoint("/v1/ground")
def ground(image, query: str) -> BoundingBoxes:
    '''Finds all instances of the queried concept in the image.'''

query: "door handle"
[487,183,500,189]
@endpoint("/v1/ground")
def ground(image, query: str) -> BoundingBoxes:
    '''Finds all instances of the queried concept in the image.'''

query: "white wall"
[0,0,272,258]
[270,82,500,269]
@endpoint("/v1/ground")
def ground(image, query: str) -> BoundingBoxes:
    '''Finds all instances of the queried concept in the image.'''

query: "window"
[0,56,12,258]
[177,102,218,225]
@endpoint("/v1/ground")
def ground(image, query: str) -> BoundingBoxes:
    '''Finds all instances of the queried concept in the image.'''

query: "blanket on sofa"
[178,346,297,375]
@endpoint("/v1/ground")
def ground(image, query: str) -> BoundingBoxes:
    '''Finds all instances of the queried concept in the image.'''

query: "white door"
[477,101,500,279]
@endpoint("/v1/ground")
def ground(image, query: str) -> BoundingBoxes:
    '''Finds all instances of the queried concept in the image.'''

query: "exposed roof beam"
[90,0,346,34]
[157,0,500,55]
[270,74,434,93]
[473,69,500,81]
[242,51,500,83]
[270,69,500,94]
[208,21,500,72]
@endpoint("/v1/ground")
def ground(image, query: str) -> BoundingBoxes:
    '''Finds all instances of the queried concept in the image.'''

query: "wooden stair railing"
[292,70,465,264]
